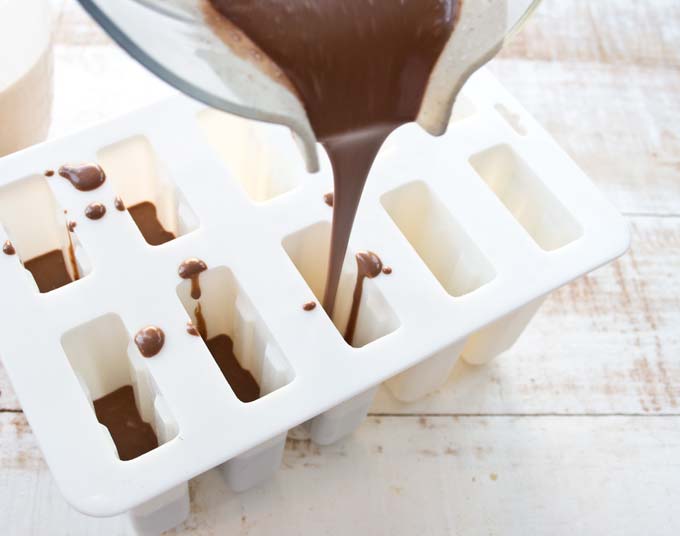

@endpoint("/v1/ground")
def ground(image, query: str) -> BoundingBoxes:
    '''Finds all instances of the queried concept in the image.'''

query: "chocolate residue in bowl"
[58,163,106,191]
[85,202,106,220]
[134,326,165,358]
[178,258,208,299]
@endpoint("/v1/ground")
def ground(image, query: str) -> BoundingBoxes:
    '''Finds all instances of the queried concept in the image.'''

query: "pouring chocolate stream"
[208,0,459,318]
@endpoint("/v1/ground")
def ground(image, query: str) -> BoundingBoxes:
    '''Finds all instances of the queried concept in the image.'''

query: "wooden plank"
[372,215,680,416]
[1,413,678,535]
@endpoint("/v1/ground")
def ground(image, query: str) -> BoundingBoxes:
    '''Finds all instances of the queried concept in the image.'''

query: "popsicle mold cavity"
[176,266,294,401]
[97,136,199,245]
[283,221,400,347]
[198,108,304,202]
[0,174,90,292]
[469,145,583,251]
[61,314,178,461]
[381,181,495,297]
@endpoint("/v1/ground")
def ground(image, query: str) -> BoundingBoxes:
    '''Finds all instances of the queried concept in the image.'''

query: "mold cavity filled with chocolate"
[176,265,293,403]
[97,136,198,246]
[62,314,178,461]
[0,175,90,293]
[283,222,399,347]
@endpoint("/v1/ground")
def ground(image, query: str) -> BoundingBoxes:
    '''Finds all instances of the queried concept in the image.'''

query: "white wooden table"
[2,1,679,534]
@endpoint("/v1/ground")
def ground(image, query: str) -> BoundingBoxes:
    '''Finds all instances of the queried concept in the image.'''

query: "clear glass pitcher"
[76,0,541,171]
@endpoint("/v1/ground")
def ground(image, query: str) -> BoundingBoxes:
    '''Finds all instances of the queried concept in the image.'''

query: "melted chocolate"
[114,196,125,211]
[85,202,106,220]
[187,323,201,336]
[208,1,458,320]
[93,385,158,461]
[323,192,334,207]
[128,202,175,246]
[24,250,73,293]
[179,258,208,300]
[58,163,106,191]
[66,225,81,281]
[194,302,207,340]
[44,169,54,177]
[344,251,383,345]
[206,334,260,403]
[303,301,317,311]
[134,326,165,357]
[382,266,392,275]
[67,220,77,232]
[2,241,15,255]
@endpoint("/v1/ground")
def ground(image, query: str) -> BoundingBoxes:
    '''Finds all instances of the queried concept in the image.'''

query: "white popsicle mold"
[0,69,629,533]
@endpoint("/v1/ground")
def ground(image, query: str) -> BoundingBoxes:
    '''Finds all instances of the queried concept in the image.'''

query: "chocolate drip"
[194,302,207,340]
[67,220,77,232]
[208,0,457,322]
[85,202,106,220]
[2,240,15,255]
[114,196,125,211]
[128,202,175,246]
[134,326,165,357]
[206,334,260,402]
[179,258,208,299]
[93,385,158,461]
[323,192,334,207]
[344,251,383,345]
[186,323,201,336]
[303,301,317,311]
[58,163,106,191]
[44,169,54,177]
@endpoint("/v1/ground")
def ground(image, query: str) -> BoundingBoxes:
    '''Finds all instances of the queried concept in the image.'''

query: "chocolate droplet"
[382,266,392,275]
[58,163,106,191]
[44,169,54,177]
[178,258,208,300]
[2,240,15,255]
[303,301,317,311]
[186,323,200,336]
[134,326,165,357]
[67,220,77,232]
[114,196,125,211]
[85,202,106,220]
[323,192,334,207]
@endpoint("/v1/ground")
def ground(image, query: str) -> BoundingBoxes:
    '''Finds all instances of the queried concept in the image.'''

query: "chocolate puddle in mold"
[23,223,80,293]
[128,201,175,246]
[207,0,458,320]
[93,385,158,461]
[206,334,260,402]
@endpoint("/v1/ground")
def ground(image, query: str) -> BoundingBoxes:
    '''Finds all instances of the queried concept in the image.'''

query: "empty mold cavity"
[198,108,302,203]
[176,266,294,402]
[450,94,476,122]
[381,181,495,297]
[61,314,178,461]
[97,136,198,246]
[282,222,400,347]
[0,175,90,293]
[494,103,527,135]
[469,145,583,251]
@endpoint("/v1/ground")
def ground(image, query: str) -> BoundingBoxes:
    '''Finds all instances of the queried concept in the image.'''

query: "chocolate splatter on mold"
[44,169,54,177]
[58,163,106,191]
[179,258,208,300]
[114,196,125,211]
[2,241,15,255]
[303,301,317,311]
[85,202,107,220]
[323,192,334,207]
[134,326,165,357]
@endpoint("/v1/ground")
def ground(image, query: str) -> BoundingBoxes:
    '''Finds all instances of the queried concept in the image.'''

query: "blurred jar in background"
[0,0,54,157]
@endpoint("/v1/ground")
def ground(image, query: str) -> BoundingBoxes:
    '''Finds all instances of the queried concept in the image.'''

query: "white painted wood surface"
[0,1,678,534]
